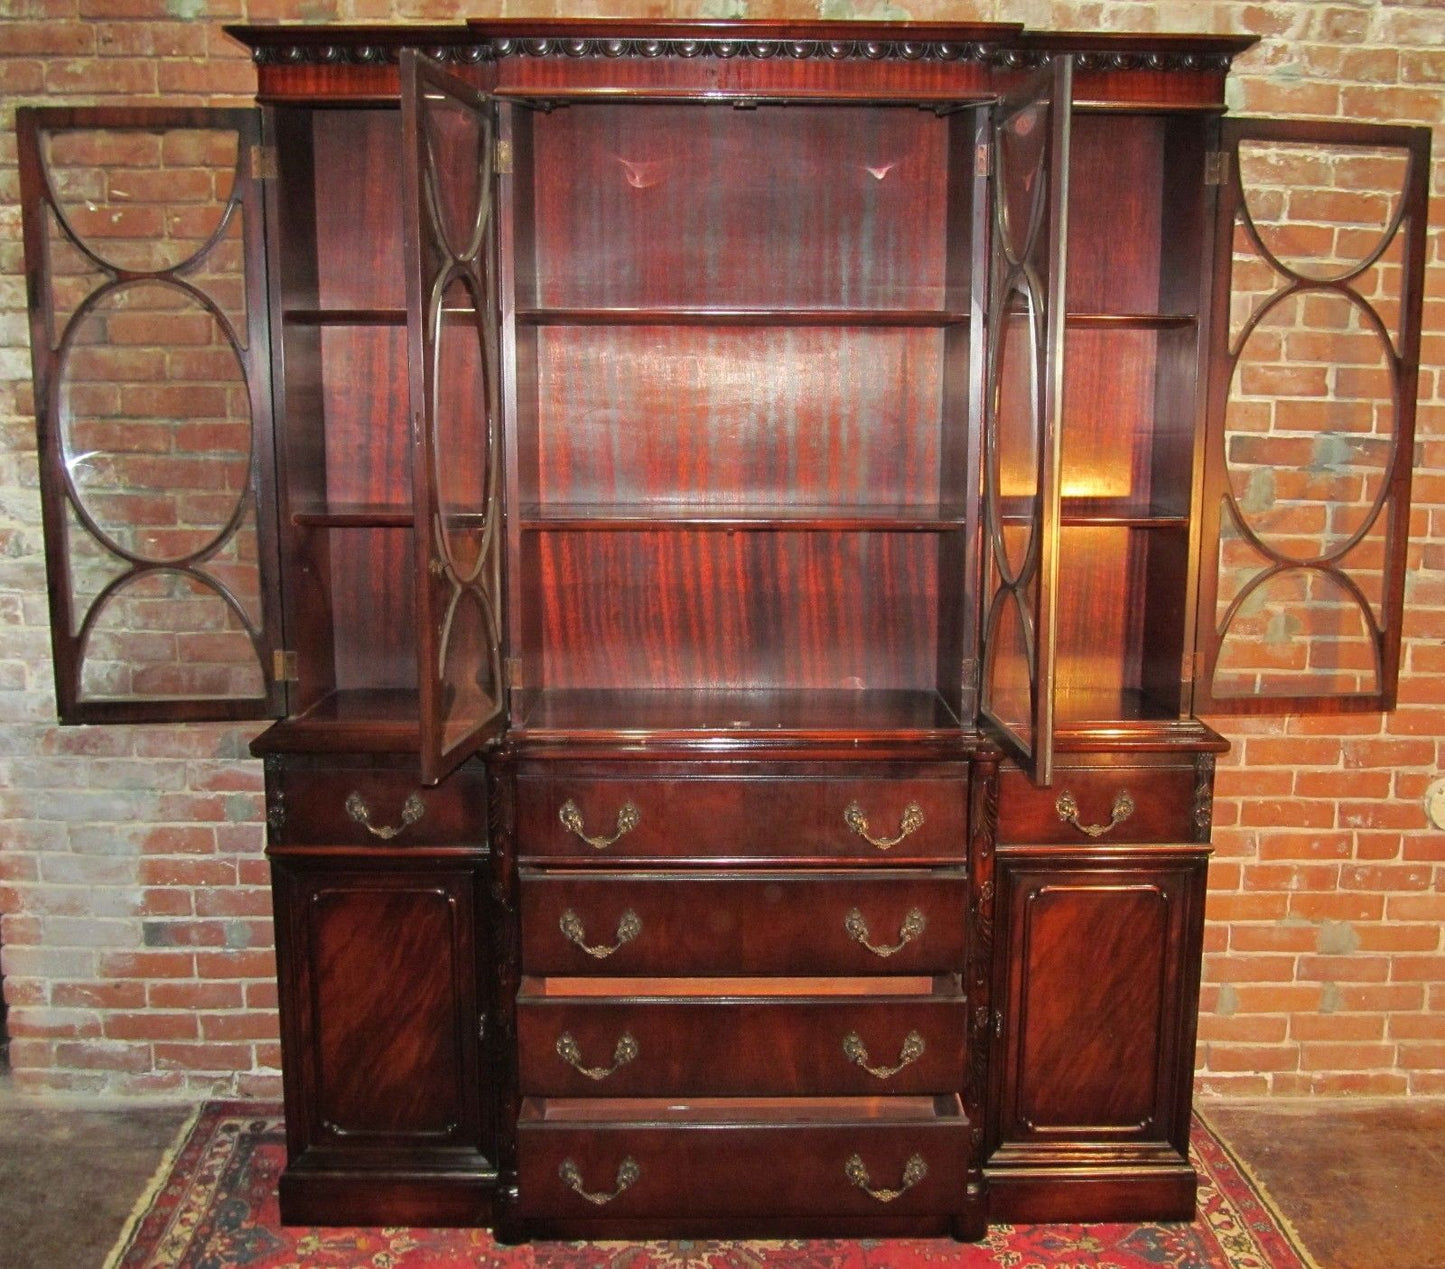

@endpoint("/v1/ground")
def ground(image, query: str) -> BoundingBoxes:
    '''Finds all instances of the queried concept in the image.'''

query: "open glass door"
[1195,120,1429,714]
[401,51,506,785]
[978,59,1072,786]
[18,108,284,724]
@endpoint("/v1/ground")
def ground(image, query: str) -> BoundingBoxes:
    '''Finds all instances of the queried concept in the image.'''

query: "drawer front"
[516,771,967,863]
[998,763,1200,846]
[517,1107,968,1220]
[268,759,488,848]
[517,993,965,1097]
[521,869,967,976]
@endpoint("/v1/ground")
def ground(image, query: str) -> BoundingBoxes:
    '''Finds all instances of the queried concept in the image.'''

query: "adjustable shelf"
[516,306,970,328]
[519,502,970,533]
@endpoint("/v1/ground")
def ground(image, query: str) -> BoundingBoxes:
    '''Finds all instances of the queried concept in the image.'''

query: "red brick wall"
[0,1,1441,1098]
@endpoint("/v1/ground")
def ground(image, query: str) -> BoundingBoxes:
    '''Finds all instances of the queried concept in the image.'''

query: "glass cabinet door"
[978,59,1072,786]
[401,52,506,785]
[1195,120,1430,714]
[17,108,284,723]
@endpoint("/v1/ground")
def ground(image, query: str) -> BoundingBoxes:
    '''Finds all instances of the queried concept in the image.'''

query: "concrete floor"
[0,1077,1441,1269]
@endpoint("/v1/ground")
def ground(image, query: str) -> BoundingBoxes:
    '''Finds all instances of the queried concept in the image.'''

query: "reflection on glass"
[996,100,1049,265]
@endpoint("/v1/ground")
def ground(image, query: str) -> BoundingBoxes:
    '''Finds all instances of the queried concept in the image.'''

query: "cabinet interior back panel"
[320,327,410,506]
[1065,115,1166,314]
[534,530,944,691]
[529,326,947,507]
[325,527,418,691]
[521,104,952,310]
[311,109,405,312]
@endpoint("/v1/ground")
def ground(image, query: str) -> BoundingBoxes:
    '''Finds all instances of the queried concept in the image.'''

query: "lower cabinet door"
[271,856,493,1200]
[987,851,1207,1219]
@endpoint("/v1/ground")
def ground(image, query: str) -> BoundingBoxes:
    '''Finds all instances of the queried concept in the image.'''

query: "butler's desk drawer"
[520,868,966,976]
[517,1096,969,1223]
[265,756,488,848]
[514,764,968,863]
[997,758,1206,847]
[517,974,964,1098]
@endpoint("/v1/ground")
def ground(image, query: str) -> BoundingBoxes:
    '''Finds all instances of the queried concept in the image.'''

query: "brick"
[154,1042,252,1073]
[1205,1043,1300,1073]
[200,1012,278,1042]
[1298,955,1390,983]
[1290,1013,1386,1042]
[103,1011,199,1041]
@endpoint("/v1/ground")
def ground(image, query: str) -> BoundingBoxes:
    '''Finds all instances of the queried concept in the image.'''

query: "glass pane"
[432,270,490,581]
[1213,564,1379,699]
[1226,288,1395,561]
[438,586,501,751]
[79,569,263,702]
[1239,140,1408,283]
[983,588,1035,742]
[990,281,1042,580]
[996,98,1049,265]
[43,127,238,275]
[59,280,251,563]
[423,92,487,262]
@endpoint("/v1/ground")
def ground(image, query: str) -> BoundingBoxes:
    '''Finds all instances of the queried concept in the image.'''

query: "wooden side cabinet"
[987,850,1208,1222]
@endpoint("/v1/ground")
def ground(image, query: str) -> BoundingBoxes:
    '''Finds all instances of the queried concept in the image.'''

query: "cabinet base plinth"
[278,1167,496,1228]
[985,1164,1197,1225]
[515,1216,969,1242]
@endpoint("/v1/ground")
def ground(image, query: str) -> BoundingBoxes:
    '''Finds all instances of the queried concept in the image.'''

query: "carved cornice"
[250,43,489,66]
[244,36,1237,73]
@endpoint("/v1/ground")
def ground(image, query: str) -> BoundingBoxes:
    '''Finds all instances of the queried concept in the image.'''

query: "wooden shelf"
[252,688,423,754]
[1065,312,1197,329]
[520,502,969,532]
[996,496,1189,529]
[292,502,412,528]
[516,306,969,328]
[513,687,963,739]
[284,308,407,327]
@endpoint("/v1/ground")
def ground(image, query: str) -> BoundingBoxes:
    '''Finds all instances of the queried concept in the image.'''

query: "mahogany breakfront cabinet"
[18,16,1431,1241]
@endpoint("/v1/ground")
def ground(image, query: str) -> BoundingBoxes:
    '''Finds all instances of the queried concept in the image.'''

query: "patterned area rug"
[106,1103,1318,1268]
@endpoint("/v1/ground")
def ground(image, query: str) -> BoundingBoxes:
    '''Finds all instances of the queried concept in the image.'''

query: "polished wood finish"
[21,13,1430,1241]
[520,869,968,976]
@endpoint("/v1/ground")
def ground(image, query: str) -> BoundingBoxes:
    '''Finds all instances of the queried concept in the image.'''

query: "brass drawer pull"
[843,1030,925,1080]
[845,1153,928,1203]
[559,1157,640,1206]
[843,801,924,850]
[555,1031,638,1081]
[844,907,926,958]
[559,799,641,849]
[344,791,424,840]
[1055,788,1135,838]
[559,908,641,959]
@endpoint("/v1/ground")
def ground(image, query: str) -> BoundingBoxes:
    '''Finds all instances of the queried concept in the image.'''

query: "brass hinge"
[495,139,513,175]
[975,142,989,178]
[504,656,523,689]
[272,649,299,683]
[1182,649,1204,683]
[251,145,279,181]
[993,1008,1004,1039]
[1204,151,1226,186]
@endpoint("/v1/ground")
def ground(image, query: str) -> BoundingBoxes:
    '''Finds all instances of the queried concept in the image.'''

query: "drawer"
[266,757,488,848]
[517,1096,968,1221]
[515,767,967,863]
[517,977,964,1097]
[520,868,967,976]
[997,761,1201,846]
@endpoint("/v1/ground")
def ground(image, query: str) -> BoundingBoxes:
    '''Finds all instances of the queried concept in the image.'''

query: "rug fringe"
[1194,1105,1323,1269]
[101,1101,205,1269]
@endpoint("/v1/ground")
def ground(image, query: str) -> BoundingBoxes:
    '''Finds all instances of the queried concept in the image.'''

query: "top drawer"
[515,765,968,863]
[266,756,488,848]
[998,759,1204,846]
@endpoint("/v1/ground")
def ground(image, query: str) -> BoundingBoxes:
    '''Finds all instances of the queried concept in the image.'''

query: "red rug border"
[107,1101,1321,1269]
